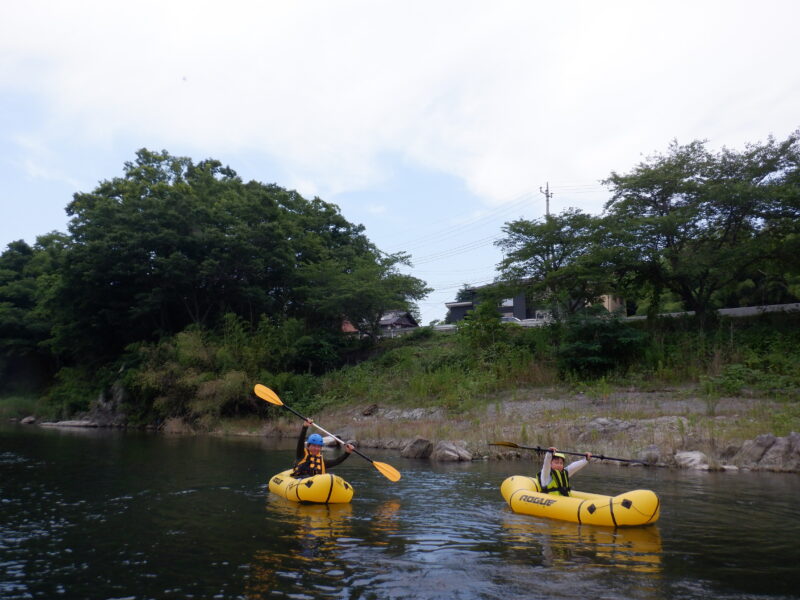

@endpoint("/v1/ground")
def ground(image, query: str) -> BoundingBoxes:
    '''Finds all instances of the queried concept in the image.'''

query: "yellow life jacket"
[539,468,571,496]
[292,449,326,477]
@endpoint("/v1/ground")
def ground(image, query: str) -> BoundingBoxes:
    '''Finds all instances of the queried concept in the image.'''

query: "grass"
[212,415,267,436]
[0,394,41,419]
[10,312,799,468]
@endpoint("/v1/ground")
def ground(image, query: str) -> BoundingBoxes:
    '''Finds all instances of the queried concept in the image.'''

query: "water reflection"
[6,425,800,600]
[247,498,352,599]
[271,497,354,551]
[502,512,663,574]
[246,496,410,599]
[366,499,402,547]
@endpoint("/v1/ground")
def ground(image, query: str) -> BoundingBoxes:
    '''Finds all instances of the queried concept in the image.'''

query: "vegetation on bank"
[0,149,428,419]
[4,306,798,441]
[313,309,800,418]
[1,132,799,427]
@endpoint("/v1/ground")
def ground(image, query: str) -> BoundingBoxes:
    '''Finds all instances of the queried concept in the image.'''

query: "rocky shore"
[14,386,800,473]
[268,388,800,473]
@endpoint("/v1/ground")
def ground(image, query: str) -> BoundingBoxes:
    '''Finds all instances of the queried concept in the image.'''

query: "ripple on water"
[5,428,800,600]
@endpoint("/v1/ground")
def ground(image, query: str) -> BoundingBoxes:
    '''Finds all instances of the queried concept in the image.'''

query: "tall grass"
[0,394,40,419]
[317,312,800,414]
[36,310,798,425]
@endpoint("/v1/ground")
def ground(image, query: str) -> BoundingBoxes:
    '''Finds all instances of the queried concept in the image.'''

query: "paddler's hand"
[585,452,592,461]
[304,418,313,427]
[345,443,354,453]
[549,446,557,453]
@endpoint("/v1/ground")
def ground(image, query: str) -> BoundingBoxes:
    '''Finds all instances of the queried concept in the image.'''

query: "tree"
[0,234,68,389]
[293,250,430,341]
[495,208,608,319]
[0,241,39,358]
[48,148,430,365]
[602,132,800,319]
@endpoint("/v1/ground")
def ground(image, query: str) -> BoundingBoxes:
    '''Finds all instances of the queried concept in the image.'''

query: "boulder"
[161,417,192,434]
[785,432,800,471]
[401,437,433,459]
[384,439,409,450]
[758,436,792,471]
[21,416,36,425]
[86,382,128,427]
[755,432,800,472]
[674,451,709,470]
[637,444,661,465]
[732,434,776,468]
[322,435,340,447]
[720,444,741,462]
[430,441,472,462]
[576,417,633,443]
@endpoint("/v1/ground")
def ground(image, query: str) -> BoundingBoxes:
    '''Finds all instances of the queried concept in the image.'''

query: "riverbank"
[217,384,800,473]
[9,383,800,472]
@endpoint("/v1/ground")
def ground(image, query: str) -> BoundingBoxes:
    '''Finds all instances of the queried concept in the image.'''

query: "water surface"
[2,424,798,599]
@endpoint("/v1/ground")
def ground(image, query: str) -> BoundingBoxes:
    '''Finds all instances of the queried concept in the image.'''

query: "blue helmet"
[307,433,324,446]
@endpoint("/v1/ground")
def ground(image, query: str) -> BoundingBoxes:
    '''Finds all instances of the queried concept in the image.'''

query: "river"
[2,424,799,600]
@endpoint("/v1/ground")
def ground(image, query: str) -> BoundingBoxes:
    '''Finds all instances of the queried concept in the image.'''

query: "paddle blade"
[489,441,521,448]
[372,461,402,482]
[254,384,283,406]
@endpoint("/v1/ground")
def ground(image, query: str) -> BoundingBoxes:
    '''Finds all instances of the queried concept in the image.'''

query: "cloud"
[1,0,799,211]
[365,204,387,215]
[10,134,82,187]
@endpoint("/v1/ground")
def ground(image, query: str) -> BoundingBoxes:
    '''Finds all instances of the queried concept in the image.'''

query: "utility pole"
[539,182,553,217]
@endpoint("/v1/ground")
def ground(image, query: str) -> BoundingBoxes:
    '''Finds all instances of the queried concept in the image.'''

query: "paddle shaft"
[489,441,647,464]
[279,401,376,465]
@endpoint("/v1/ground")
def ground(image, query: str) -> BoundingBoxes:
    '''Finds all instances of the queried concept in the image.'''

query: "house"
[379,310,419,331]
[341,311,419,336]
[341,320,360,334]
[445,284,624,323]
[445,287,532,323]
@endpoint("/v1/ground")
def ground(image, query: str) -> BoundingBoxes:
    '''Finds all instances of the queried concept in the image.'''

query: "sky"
[1,1,799,325]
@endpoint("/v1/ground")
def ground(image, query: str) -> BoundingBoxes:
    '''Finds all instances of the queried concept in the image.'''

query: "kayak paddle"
[489,441,650,465]
[254,384,401,482]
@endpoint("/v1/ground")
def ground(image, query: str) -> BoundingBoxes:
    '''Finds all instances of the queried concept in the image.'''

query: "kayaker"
[538,447,592,496]
[291,419,353,478]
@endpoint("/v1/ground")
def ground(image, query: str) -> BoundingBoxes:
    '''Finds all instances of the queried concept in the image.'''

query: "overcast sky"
[2,1,799,324]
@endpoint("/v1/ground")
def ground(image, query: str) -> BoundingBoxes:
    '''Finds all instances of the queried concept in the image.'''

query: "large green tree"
[49,149,429,363]
[0,233,68,389]
[601,132,800,318]
[495,208,608,318]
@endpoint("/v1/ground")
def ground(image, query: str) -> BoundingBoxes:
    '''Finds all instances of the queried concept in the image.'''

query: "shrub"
[44,366,106,418]
[0,394,39,419]
[557,309,648,379]
[456,301,508,351]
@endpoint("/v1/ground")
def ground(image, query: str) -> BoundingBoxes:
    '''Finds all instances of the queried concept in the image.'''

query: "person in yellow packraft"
[291,419,353,478]
[538,446,592,496]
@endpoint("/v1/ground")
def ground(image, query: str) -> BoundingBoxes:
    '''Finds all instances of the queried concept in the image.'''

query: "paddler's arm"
[539,447,554,486]
[323,443,354,469]
[296,419,312,459]
[566,452,592,476]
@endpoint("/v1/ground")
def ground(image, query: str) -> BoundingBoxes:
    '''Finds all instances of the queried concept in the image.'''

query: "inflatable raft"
[501,475,660,527]
[268,469,354,504]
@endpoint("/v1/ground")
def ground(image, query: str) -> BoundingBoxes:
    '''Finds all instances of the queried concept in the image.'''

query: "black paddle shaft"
[279,402,375,464]
[489,442,648,464]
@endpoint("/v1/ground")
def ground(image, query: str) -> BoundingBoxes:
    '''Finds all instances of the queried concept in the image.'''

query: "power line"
[412,235,501,265]
[383,189,537,253]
